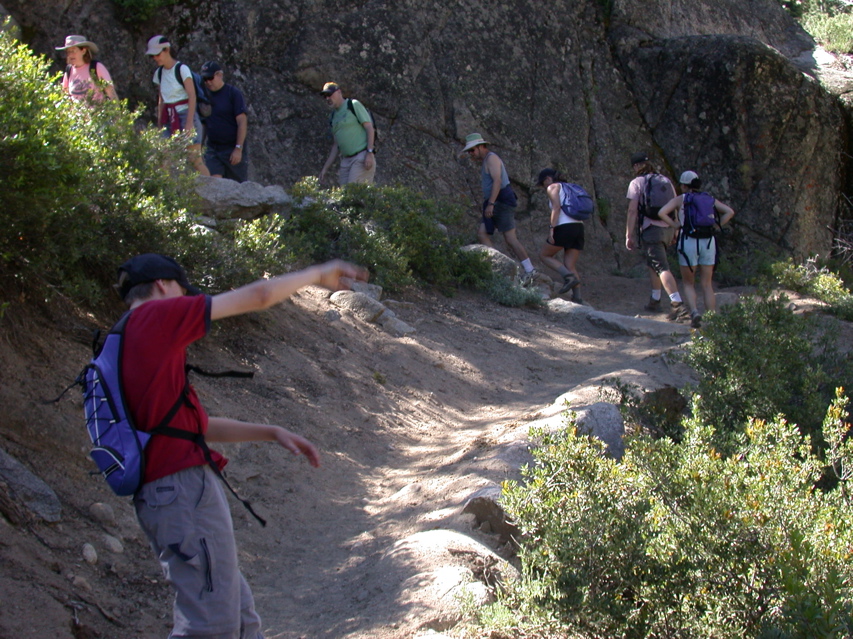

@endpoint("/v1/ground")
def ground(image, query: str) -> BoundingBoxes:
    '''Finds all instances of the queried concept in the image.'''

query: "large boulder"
[615,34,845,259]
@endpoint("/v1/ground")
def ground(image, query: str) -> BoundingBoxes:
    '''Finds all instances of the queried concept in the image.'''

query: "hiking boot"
[690,311,702,329]
[668,302,690,322]
[571,291,584,305]
[520,268,539,286]
[644,297,663,312]
[558,273,580,294]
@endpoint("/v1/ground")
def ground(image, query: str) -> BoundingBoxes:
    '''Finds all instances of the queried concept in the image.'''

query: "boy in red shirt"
[115,253,365,638]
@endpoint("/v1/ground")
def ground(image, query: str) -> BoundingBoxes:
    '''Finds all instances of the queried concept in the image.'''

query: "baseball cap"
[116,253,201,300]
[630,151,649,165]
[536,168,558,185]
[200,61,221,79]
[679,170,700,185]
[321,82,340,95]
[145,35,170,56]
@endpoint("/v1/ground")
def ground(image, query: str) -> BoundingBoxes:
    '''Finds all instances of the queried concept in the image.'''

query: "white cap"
[145,35,170,56]
[679,170,700,185]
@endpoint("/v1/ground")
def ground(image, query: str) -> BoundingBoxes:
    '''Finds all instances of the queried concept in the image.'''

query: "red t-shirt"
[121,294,227,484]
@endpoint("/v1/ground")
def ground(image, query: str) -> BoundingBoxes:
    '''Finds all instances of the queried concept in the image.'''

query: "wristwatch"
[367,148,375,153]
[235,144,243,149]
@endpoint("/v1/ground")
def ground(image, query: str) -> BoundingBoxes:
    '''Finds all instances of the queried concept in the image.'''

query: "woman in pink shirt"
[56,35,117,102]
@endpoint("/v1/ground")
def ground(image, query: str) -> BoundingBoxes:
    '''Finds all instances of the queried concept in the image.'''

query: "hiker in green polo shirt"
[318,82,376,185]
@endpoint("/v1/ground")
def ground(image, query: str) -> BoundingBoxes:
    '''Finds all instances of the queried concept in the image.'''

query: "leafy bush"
[772,257,853,320]
[499,391,853,639]
[802,7,853,53]
[685,294,851,449]
[0,29,202,304]
[285,178,494,294]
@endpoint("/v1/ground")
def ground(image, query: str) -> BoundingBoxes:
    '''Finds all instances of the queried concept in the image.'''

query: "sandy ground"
[0,270,831,639]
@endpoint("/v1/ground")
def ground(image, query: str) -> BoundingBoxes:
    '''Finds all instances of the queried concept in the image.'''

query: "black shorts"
[549,222,584,250]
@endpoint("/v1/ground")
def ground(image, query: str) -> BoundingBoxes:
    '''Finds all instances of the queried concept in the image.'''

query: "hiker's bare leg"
[477,223,494,247]
[189,143,211,176]
[503,229,529,262]
[699,265,716,312]
[679,265,698,313]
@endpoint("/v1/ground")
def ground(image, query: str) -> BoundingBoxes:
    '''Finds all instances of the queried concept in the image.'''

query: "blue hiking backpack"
[678,191,720,270]
[682,192,718,238]
[559,182,595,221]
[51,311,265,524]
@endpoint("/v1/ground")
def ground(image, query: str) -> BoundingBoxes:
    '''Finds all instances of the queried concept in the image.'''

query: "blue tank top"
[481,151,510,199]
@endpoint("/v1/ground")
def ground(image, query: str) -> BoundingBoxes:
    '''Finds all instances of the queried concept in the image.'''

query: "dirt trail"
[0,273,700,639]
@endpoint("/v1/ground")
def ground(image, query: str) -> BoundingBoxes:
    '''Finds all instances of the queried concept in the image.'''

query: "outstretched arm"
[210,260,368,321]
[206,418,320,467]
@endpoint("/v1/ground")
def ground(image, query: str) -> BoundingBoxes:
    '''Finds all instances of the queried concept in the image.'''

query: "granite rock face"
[3,0,848,266]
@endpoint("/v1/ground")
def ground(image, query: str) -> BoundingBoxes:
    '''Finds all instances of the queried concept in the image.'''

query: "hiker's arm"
[183,73,196,132]
[716,201,735,227]
[210,260,368,321]
[625,198,639,250]
[319,142,339,183]
[362,121,375,170]
[547,182,561,241]
[230,113,247,165]
[157,91,164,126]
[207,418,320,467]
[657,195,683,229]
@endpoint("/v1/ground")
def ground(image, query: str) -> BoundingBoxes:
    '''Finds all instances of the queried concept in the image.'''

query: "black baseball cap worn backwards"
[116,253,201,300]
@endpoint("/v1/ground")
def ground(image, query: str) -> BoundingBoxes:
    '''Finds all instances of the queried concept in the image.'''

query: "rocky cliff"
[3,0,849,270]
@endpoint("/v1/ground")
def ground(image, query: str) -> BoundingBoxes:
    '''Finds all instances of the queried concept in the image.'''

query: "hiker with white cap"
[461,133,537,280]
[145,35,210,176]
[657,170,736,328]
[56,35,117,101]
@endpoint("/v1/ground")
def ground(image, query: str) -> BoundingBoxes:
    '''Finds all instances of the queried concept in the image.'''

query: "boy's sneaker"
[690,311,702,328]
[558,273,580,294]
[668,302,690,322]
[644,297,663,312]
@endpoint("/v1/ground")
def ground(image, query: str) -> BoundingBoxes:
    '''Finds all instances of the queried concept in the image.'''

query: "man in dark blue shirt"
[200,61,249,182]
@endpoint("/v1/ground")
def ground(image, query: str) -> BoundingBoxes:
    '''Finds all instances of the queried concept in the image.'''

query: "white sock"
[669,292,683,303]
[521,259,534,273]
[651,289,662,301]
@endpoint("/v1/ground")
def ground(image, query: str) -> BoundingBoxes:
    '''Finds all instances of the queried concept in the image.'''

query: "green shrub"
[802,10,853,53]
[684,294,851,450]
[0,30,202,304]
[285,178,493,293]
[772,257,853,321]
[499,391,853,639]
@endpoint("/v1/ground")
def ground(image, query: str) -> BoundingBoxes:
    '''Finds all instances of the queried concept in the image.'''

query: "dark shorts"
[481,201,516,235]
[204,143,249,183]
[641,225,674,274]
[550,222,585,250]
